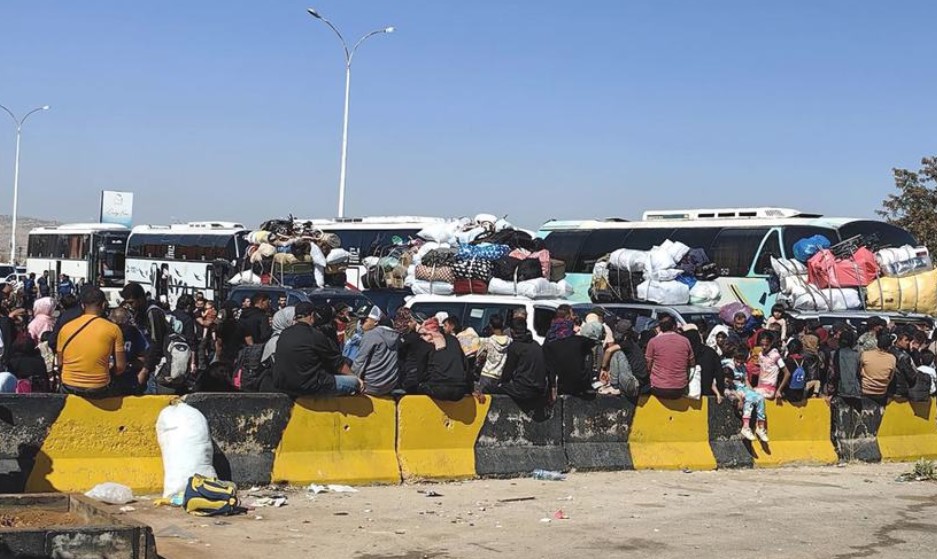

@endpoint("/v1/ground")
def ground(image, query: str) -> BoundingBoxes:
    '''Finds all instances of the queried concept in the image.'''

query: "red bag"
[453,279,488,295]
[807,247,880,289]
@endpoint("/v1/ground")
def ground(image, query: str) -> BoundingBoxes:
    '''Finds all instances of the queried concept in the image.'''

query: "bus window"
[463,304,516,335]
[838,220,917,249]
[781,226,838,259]
[621,228,676,250]
[709,228,770,277]
[753,229,782,276]
[533,307,555,338]
[669,227,722,252]
[574,230,630,274]
[542,231,590,273]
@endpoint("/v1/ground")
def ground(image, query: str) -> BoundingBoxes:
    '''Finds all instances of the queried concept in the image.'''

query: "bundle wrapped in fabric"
[452,258,495,282]
[453,279,488,295]
[488,277,573,299]
[782,285,863,311]
[719,302,752,324]
[508,248,551,277]
[491,256,542,282]
[678,248,719,280]
[457,243,511,262]
[608,249,650,272]
[410,279,455,296]
[689,281,722,306]
[806,247,879,289]
[362,265,408,290]
[658,240,691,264]
[636,279,690,305]
[326,248,351,267]
[549,259,566,282]
[876,245,933,278]
[414,264,455,283]
[865,269,937,315]
[590,260,643,302]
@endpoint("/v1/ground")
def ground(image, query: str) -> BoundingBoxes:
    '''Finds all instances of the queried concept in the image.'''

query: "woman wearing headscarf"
[263,306,296,364]
[28,297,56,344]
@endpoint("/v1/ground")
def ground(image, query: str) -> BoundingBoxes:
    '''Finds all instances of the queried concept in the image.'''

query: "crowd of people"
[2,280,935,444]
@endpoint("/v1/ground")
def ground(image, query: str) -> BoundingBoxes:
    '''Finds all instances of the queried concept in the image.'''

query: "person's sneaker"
[755,427,769,443]
[598,386,621,396]
[740,426,756,441]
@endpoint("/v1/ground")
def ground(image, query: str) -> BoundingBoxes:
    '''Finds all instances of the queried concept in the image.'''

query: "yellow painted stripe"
[26,396,173,494]
[396,396,491,480]
[271,396,399,485]
[630,397,716,470]
[878,400,937,462]
[750,399,837,467]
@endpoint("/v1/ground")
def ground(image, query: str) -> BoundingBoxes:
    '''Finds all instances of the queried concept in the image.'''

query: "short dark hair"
[733,348,750,361]
[444,316,461,333]
[914,330,928,346]
[839,329,857,348]
[176,294,195,311]
[867,316,887,330]
[757,331,775,346]
[251,292,270,306]
[878,333,894,351]
[81,287,107,307]
[658,315,676,332]
[733,312,747,321]
[120,282,146,301]
[771,304,785,314]
[920,350,935,367]
[787,338,803,355]
[488,314,504,331]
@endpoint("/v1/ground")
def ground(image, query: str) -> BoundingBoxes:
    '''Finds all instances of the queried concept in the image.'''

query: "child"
[757,331,789,402]
[917,350,937,396]
[476,315,512,392]
[723,348,768,442]
[765,304,788,342]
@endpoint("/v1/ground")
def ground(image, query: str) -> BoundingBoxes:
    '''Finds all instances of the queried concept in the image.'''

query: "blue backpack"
[789,359,806,391]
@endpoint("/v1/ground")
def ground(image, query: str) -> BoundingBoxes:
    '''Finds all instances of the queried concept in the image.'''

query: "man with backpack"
[120,282,181,392]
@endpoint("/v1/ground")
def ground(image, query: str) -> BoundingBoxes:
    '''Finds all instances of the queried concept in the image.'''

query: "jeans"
[0,372,17,393]
[326,374,360,396]
[739,387,766,421]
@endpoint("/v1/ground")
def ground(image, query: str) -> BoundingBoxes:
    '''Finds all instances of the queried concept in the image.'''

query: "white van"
[405,294,568,344]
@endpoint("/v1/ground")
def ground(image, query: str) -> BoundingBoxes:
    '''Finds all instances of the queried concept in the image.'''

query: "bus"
[538,207,918,312]
[297,216,451,289]
[26,223,130,305]
[125,222,248,305]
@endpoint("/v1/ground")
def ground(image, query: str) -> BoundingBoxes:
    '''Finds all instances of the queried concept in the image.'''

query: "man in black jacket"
[393,308,431,394]
[120,282,168,390]
[171,294,198,351]
[890,327,919,399]
[483,318,547,403]
[239,293,273,345]
[273,302,362,396]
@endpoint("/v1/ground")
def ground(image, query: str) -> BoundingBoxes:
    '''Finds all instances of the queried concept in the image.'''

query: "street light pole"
[307,8,394,218]
[0,104,50,265]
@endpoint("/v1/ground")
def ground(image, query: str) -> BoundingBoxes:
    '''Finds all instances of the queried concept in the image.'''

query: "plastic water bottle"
[531,469,566,481]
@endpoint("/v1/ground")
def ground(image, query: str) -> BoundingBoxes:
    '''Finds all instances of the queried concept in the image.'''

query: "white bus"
[26,223,130,304]
[297,216,451,289]
[538,207,918,313]
[125,222,248,305]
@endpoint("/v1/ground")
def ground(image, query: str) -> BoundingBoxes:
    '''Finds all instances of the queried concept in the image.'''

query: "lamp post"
[307,8,394,218]
[0,104,50,264]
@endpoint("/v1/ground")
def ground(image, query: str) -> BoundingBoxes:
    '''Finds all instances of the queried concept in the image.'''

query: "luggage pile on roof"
[228,218,353,288]
[362,213,574,299]
[590,240,722,306]
[772,234,936,313]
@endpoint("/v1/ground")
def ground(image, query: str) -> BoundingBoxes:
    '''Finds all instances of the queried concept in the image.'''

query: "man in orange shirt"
[56,287,127,397]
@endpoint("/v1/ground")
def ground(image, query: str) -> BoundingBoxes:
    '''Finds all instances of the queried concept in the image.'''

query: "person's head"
[176,294,195,313]
[919,350,935,368]
[658,315,677,333]
[868,316,887,335]
[771,304,785,320]
[393,308,415,334]
[589,307,606,321]
[28,272,35,279]
[272,306,296,333]
[0,283,12,298]
[294,302,316,325]
[60,274,68,281]
[278,295,288,309]
[767,322,782,333]
[488,314,505,334]
[419,317,441,341]
[251,293,270,311]
[716,331,728,349]
[839,329,857,349]
[109,306,131,326]
[443,316,461,335]
[510,317,530,340]
[554,305,572,321]
[787,338,804,356]
[613,318,634,344]
[32,297,55,318]
[119,282,147,311]
[895,328,914,350]
[913,330,928,351]
[60,293,79,311]
[878,332,894,351]
[579,321,605,344]
[242,297,252,309]
[80,287,107,314]
[195,298,206,310]
[362,306,384,332]
[513,308,528,321]
[733,312,747,332]
[733,348,750,366]
[758,331,776,351]
[205,300,216,311]
[313,304,335,329]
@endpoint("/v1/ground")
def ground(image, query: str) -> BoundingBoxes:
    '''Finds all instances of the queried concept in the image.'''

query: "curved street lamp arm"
[21,106,49,126]
[349,28,393,67]
[316,17,351,63]
[0,104,17,126]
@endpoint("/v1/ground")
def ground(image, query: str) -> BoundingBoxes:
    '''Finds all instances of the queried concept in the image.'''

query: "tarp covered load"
[865,269,937,315]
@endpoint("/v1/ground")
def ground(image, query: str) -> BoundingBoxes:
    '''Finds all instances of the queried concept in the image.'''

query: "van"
[575,302,722,333]
[405,294,568,344]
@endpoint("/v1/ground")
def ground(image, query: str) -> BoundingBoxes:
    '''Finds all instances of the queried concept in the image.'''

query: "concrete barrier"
[562,395,635,471]
[629,397,716,470]
[0,395,67,493]
[878,400,937,462]
[396,396,491,481]
[184,393,293,486]
[476,396,565,476]
[748,399,837,467]
[830,397,883,463]
[25,396,173,494]
[707,398,754,469]
[270,396,399,486]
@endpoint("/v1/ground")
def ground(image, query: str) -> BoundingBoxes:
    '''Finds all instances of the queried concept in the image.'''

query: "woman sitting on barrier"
[416,318,473,401]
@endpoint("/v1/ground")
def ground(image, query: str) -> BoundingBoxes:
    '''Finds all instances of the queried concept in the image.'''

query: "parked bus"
[538,207,917,312]
[26,223,130,305]
[125,222,248,305]
[297,216,450,289]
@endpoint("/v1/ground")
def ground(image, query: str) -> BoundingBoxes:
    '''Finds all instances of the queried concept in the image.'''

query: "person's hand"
[357,378,365,392]
[137,369,149,387]
[774,392,784,404]
[715,394,724,405]
[599,369,611,384]
[473,391,487,404]
[10,308,26,318]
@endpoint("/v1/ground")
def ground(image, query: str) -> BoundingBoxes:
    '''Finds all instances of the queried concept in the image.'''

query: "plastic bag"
[157,402,217,499]
[687,365,702,400]
[86,482,134,505]
[792,235,831,263]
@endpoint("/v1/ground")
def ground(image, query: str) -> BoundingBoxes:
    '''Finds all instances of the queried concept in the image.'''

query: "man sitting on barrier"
[859,333,897,406]
[644,315,694,400]
[272,302,363,396]
[416,317,473,401]
[544,321,604,398]
[351,306,400,397]
[56,287,127,398]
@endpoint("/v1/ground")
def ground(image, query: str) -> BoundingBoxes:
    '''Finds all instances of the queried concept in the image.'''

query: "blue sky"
[1,1,935,229]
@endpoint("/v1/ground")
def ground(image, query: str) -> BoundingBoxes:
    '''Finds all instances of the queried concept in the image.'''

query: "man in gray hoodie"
[352,306,401,396]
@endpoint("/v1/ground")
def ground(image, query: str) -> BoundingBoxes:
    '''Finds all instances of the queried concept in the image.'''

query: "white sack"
[410,279,455,296]
[608,249,649,272]
[156,402,217,499]
[488,278,573,299]
[689,281,722,306]
[636,280,690,305]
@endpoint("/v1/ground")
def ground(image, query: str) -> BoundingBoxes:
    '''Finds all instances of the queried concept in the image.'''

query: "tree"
[878,156,937,254]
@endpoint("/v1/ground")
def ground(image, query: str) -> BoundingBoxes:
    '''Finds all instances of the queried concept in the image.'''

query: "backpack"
[234,344,271,392]
[183,474,241,517]
[158,332,193,384]
[789,358,806,391]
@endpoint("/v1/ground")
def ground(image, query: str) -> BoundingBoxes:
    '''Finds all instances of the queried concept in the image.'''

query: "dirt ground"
[0,510,94,529]
[116,463,937,559]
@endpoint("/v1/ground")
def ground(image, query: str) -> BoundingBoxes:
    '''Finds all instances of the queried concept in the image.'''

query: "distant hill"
[0,215,61,263]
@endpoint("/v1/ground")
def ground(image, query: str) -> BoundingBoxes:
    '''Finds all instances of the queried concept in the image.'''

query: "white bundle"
[647,246,677,272]
[689,281,722,306]
[410,279,455,295]
[362,256,380,268]
[156,402,216,499]
[418,222,461,244]
[771,257,807,279]
[228,270,262,285]
[636,280,690,305]
[876,245,933,278]
[647,268,684,282]
[326,248,351,266]
[592,261,610,282]
[609,249,650,272]
[783,284,863,311]
[488,278,573,299]
[455,227,486,245]
[658,240,691,264]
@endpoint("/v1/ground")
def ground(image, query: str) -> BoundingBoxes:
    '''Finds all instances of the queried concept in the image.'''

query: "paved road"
[122,462,937,559]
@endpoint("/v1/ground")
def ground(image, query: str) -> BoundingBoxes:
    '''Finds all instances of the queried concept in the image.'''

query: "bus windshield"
[97,231,128,287]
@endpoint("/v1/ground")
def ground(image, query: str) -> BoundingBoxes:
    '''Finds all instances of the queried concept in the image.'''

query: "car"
[362,288,412,320]
[405,294,568,344]
[3,273,29,291]
[786,310,934,334]
[575,302,723,333]
[226,285,374,314]
[0,265,17,279]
